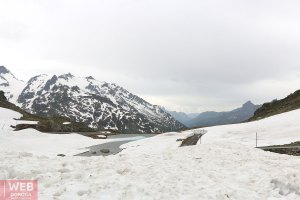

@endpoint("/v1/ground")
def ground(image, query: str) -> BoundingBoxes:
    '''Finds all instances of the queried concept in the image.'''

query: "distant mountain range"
[3,65,297,133]
[166,111,191,124]
[168,101,261,128]
[0,66,185,133]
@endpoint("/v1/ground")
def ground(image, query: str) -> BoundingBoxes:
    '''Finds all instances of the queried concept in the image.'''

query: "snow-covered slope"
[0,66,184,133]
[0,107,129,156]
[202,108,300,147]
[0,66,25,104]
[2,140,300,200]
[0,107,22,130]
[1,108,300,199]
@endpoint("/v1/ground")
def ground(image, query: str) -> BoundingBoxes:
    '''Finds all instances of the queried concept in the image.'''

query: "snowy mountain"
[0,66,185,133]
[0,89,94,132]
[0,66,25,103]
[186,101,261,128]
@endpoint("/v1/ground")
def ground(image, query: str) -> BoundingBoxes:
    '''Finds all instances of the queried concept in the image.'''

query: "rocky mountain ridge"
[0,66,185,133]
[0,90,94,132]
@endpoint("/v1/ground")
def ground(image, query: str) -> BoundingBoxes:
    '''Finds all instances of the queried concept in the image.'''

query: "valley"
[0,1,299,198]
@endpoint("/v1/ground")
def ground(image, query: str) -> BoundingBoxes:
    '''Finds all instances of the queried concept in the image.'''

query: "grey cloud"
[0,0,300,112]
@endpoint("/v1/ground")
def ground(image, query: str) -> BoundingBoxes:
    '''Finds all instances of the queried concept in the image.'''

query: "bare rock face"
[0,66,10,74]
[0,90,7,101]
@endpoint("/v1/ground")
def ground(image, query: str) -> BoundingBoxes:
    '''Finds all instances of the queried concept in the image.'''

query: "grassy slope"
[248,89,300,121]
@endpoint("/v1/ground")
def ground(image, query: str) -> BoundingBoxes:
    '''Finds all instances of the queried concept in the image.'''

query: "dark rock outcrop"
[0,90,7,101]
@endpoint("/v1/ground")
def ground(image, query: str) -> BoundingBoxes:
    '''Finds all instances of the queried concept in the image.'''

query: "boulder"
[100,149,110,153]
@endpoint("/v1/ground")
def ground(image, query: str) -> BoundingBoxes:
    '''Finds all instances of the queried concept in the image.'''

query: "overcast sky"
[1,0,300,113]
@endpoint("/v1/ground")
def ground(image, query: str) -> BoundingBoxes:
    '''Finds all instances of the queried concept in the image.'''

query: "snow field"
[1,142,300,199]
[2,107,300,199]
[203,109,300,147]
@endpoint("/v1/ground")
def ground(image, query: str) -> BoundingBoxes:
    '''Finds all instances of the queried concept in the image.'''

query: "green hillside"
[248,90,300,121]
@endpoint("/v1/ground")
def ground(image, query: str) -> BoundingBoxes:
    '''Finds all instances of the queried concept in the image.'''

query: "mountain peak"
[0,66,10,74]
[66,72,74,77]
[242,101,254,108]
[0,66,22,81]
[0,66,25,103]
[86,76,95,80]
[59,73,74,80]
